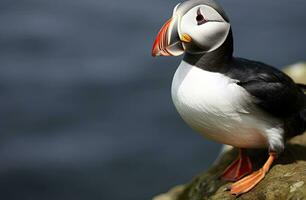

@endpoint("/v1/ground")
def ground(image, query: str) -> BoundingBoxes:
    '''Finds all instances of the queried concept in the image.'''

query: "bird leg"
[220,148,253,181]
[229,152,277,196]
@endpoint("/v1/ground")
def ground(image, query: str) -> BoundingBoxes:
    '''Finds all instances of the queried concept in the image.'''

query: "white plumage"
[171,61,284,151]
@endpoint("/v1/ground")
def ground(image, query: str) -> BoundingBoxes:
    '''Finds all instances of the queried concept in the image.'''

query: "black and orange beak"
[151,17,184,57]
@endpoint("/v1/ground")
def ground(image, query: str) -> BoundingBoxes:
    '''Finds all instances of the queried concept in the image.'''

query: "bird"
[151,0,306,196]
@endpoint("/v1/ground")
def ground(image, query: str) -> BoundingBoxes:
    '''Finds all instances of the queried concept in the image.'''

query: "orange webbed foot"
[228,152,277,196]
[220,148,253,181]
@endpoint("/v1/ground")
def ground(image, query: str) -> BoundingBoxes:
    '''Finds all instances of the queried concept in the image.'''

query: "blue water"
[0,0,306,199]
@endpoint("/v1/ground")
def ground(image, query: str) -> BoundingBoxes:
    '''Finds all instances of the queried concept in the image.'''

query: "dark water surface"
[1,0,306,199]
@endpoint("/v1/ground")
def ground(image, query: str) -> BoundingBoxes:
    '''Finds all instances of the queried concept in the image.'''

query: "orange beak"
[151,19,173,57]
[151,17,184,57]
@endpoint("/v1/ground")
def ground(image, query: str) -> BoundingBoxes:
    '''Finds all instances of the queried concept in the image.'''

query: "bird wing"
[229,58,306,118]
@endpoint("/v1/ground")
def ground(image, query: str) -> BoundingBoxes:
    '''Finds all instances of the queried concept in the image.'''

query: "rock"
[283,62,306,85]
[152,185,186,200]
[153,62,306,200]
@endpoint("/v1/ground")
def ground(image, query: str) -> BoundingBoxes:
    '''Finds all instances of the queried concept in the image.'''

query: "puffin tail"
[297,83,306,91]
[299,109,306,135]
[286,109,306,137]
[299,84,306,133]
[301,109,306,127]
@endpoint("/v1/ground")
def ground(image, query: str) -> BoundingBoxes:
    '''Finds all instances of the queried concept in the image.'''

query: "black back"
[226,58,306,117]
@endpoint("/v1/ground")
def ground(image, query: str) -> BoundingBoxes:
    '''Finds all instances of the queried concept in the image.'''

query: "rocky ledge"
[153,62,306,200]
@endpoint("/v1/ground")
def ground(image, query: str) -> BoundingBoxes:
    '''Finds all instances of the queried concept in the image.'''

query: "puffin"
[151,0,306,195]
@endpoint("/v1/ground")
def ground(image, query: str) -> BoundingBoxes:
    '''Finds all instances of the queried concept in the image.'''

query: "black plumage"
[228,58,306,137]
[228,58,306,118]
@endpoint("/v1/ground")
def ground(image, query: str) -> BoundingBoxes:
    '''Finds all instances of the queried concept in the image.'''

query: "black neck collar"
[183,29,233,73]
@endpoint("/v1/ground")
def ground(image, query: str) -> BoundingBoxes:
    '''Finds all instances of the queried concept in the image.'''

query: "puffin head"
[152,0,230,57]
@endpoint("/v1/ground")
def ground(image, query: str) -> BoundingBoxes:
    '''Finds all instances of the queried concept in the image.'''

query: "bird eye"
[196,9,207,25]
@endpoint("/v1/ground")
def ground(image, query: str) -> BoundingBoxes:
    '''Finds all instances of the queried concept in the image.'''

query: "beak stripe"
[152,18,173,57]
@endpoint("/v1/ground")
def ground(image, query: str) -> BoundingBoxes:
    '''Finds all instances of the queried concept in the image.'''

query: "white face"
[178,5,230,53]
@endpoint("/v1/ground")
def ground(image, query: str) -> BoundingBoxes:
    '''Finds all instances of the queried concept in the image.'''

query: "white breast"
[171,61,283,149]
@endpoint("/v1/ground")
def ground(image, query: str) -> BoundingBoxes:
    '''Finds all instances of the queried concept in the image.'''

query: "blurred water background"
[0,0,306,199]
